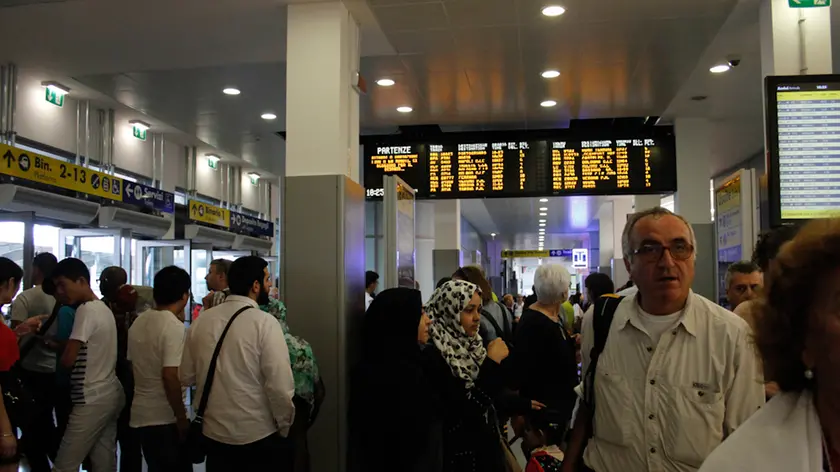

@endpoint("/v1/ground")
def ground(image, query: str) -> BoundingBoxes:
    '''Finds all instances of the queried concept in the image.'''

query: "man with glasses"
[563,207,764,472]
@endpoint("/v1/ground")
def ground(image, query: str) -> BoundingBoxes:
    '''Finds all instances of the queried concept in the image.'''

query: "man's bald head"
[100,266,127,300]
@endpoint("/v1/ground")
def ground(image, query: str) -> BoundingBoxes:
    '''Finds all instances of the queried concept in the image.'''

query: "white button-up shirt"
[181,295,295,445]
[580,291,764,472]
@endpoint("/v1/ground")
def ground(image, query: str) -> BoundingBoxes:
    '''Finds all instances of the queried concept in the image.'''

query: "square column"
[634,194,661,212]
[760,0,832,76]
[433,199,463,283]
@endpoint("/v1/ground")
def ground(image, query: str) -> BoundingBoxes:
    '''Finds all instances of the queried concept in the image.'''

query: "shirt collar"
[617,290,698,337]
[224,294,259,309]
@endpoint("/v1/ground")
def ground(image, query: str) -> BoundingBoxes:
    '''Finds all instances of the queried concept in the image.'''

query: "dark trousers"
[205,433,292,472]
[138,424,192,472]
[117,377,142,472]
[18,370,58,472]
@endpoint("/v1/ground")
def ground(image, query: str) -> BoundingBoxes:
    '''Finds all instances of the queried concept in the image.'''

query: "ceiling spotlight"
[539,212,547,216]
[376,78,395,87]
[261,112,277,120]
[541,70,561,79]
[541,100,558,108]
[539,219,546,223]
[539,207,548,211]
[539,237,545,241]
[205,153,221,163]
[541,5,566,16]
[222,87,241,95]
[397,106,413,113]
[128,120,150,131]
[41,81,70,96]
[709,64,731,74]
[540,198,549,203]
[539,223,546,227]
[490,232,497,237]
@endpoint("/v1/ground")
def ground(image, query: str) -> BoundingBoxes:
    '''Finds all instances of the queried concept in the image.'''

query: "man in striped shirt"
[51,258,124,472]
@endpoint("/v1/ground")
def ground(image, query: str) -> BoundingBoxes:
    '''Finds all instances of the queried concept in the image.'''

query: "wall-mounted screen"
[362,128,677,200]
[766,74,840,224]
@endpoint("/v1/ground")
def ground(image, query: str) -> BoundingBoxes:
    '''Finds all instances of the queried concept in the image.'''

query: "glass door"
[133,240,192,288]
[189,243,213,309]
[59,228,124,299]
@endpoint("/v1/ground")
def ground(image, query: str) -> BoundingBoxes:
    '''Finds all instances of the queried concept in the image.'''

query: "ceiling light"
[539,219,547,223]
[709,64,731,74]
[41,81,70,96]
[539,207,548,211]
[261,112,277,120]
[541,100,557,108]
[541,70,561,79]
[397,106,413,113]
[223,87,241,95]
[539,223,546,227]
[539,229,546,233]
[376,78,395,87]
[248,172,261,180]
[205,153,220,163]
[541,5,566,16]
[539,237,545,241]
[539,212,547,216]
[539,198,548,203]
[128,120,150,131]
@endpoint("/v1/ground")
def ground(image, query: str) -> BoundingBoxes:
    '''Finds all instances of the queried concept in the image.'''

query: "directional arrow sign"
[789,0,830,7]
[3,150,14,168]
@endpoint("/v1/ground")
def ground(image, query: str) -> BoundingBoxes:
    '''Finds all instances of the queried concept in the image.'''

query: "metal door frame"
[0,212,35,289]
[134,239,192,287]
[59,228,124,286]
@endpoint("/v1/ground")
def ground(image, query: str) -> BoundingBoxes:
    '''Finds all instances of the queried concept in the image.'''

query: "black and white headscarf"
[425,280,487,388]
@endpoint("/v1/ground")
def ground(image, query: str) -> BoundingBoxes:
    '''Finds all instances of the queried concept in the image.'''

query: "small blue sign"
[230,211,274,238]
[548,249,573,257]
[123,182,175,214]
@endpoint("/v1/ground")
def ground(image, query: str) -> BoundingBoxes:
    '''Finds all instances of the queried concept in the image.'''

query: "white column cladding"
[597,201,614,267]
[674,118,713,225]
[760,0,832,77]
[634,194,661,212]
[286,2,360,182]
[612,197,634,258]
[434,199,462,250]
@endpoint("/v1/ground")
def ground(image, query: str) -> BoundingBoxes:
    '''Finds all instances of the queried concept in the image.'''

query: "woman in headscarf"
[260,298,324,472]
[424,280,516,472]
[350,287,438,472]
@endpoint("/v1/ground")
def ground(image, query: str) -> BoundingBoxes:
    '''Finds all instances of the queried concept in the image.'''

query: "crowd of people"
[0,255,323,472]
[356,207,840,472]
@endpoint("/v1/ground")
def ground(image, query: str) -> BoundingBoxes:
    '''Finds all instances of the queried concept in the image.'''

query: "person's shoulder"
[78,299,112,316]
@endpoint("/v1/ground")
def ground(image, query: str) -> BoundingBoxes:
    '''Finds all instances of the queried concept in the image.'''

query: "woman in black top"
[423,280,515,472]
[513,264,579,428]
[350,288,439,472]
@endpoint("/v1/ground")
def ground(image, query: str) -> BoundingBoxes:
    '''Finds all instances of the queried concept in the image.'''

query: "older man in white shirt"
[181,256,295,472]
[562,207,764,472]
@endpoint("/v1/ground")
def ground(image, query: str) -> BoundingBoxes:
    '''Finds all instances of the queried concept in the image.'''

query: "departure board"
[766,75,840,223]
[363,128,676,200]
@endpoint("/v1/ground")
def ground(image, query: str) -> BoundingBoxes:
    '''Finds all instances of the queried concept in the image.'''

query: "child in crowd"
[523,409,565,472]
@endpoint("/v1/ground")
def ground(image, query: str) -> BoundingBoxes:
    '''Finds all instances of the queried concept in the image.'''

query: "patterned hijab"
[260,299,320,410]
[425,280,487,388]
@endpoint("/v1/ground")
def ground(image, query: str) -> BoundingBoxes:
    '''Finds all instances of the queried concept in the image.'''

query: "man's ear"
[623,257,632,275]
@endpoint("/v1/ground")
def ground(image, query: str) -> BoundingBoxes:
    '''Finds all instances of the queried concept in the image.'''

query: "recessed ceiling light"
[541,100,557,108]
[539,219,546,223]
[222,87,241,95]
[541,5,566,16]
[539,198,549,203]
[397,106,413,113]
[539,237,545,241]
[539,223,546,227]
[376,78,395,87]
[541,70,561,79]
[261,112,277,120]
[490,232,497,237]
[709,64,731,74]
[539,207,548,211]
[539,212,547,216]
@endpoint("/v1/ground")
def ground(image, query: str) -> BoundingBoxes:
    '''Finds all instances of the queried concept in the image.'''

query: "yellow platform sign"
[0,144,123,201]
[188,199,230,228]
[501,250,550,258]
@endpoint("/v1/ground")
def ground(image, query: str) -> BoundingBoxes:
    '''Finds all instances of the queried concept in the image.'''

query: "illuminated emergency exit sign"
[789,0,830,7]
[44,88,64,107]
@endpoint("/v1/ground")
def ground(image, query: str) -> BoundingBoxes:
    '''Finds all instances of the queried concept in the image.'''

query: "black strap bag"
[185,306,249,464]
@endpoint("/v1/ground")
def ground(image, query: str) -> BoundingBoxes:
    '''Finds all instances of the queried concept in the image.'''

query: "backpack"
[479,302,514,347]
[582,294,624,436]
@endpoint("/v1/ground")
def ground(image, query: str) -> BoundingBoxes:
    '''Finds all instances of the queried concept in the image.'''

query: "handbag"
[185,305,249,464]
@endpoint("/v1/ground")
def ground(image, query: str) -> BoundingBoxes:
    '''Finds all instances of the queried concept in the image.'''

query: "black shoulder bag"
[582,295,623,435]
[186,305,250,464]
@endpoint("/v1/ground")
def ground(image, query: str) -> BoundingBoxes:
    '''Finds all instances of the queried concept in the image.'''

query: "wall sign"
[572,248,589,268]
[0,144,122,201]
[123,182,174,214]
[502,249,574,258]
[230,211,274,238]
[188,199,230,228]
[715,175,742,262]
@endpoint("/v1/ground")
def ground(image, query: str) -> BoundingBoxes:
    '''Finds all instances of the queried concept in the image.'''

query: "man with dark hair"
[365,270,379,310]
[51,258,124,472]
[128,266,191,472]
[725,260,762,311]
[181,256,295,470]
[202,259,232,310]
[10,252,59,471]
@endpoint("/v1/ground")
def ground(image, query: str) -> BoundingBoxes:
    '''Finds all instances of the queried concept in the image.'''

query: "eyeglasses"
[632,242,694,262]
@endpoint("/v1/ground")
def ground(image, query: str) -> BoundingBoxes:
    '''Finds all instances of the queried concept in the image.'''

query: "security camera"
[727,56,741,68]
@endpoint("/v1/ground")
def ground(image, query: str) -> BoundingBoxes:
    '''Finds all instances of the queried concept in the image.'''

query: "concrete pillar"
[760,0,832,77]
[674,118,715,300]
[634,194,661,212]
[433,199,462,284]
[281,4,363,472]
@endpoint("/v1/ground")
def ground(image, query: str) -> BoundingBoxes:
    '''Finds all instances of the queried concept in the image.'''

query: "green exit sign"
[789,0,830,7]
[45,88,64,107]
[132,126,147,141]
[208,159,218,170]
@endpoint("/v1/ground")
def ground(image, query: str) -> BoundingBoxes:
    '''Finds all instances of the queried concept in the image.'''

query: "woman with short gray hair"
[512,264,579,454]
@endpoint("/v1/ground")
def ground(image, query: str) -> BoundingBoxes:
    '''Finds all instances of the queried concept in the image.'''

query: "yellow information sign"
[0,144,123,201]
[188,199,230,228]
[501,250,550,258]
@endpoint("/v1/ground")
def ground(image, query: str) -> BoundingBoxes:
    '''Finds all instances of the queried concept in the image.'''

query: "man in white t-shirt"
[128,265,191,472]
[51,258,124,472]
